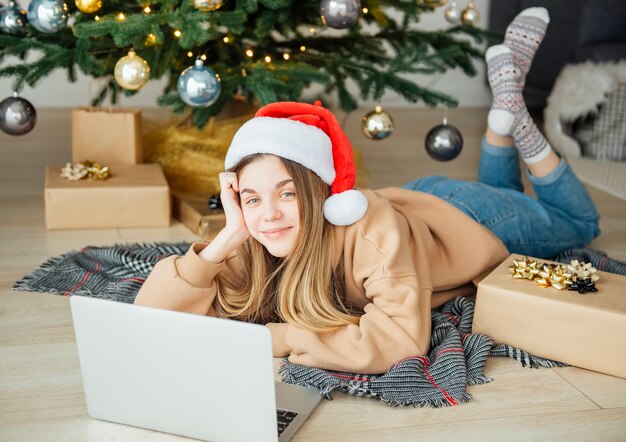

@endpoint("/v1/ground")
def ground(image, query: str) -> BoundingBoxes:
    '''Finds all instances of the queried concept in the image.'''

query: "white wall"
[0,0,491,108]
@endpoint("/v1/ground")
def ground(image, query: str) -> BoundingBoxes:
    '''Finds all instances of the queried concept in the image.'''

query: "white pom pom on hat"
[224,100,368,226]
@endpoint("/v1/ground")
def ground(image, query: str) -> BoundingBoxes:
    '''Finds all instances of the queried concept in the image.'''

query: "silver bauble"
[444,2,461,23]
[0,95,37,136]
[114,50,151,90]
[193,0,223,11]
[0,2,28,35]
[320,0,361,30]
[27,0,69,33]
[177,59,221,107]
[361,106,394,140]
[425,121,463,161]
[461,3,479,26]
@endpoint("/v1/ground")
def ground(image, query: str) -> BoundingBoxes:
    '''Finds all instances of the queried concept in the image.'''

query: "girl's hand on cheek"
[219,172,250,245]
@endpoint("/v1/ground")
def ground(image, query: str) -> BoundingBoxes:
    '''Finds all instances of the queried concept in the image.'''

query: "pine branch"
[0,0,492,124]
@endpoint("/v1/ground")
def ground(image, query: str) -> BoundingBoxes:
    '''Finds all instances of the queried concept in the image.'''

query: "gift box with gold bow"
[473,254,626,379]
[45,163,170,229]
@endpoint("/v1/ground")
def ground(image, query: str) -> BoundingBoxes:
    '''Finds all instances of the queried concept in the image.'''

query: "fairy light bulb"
[264,55,271,63]
[143,6,151,13]
[245,49,254,57]
[283,53,290,60]
[299,45,306,52]
[174,30,182,38]
[223,36,230,43]
[116,12,125,21]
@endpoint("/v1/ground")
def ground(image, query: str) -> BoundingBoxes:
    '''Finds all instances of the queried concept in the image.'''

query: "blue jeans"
[402,138,601,258]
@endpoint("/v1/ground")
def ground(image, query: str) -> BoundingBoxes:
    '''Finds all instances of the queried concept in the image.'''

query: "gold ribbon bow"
[61,160,111,181]
[509,256,599,292]
[566,259,599,283]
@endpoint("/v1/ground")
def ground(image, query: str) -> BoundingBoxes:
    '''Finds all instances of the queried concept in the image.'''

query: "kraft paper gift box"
[473,254,626,379]
[172,192,225,240]
[45,164,170,229]
[72,107,143,164]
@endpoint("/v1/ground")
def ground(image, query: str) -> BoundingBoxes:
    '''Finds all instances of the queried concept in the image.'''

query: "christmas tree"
[0,0,488,128]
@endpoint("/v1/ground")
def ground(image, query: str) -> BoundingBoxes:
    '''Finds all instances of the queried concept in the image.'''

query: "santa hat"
[224,101,368,226]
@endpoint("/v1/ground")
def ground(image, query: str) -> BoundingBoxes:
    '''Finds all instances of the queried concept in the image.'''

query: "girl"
[135,8,600,374]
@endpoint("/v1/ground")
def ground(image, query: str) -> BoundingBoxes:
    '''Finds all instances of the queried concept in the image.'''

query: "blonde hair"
[214,154,361,333]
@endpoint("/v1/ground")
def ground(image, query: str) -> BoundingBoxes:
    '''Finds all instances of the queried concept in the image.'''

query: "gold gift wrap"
[172,192,226,240]
[473,254,626,379]
[45,164,170,229]
[72,107,143,164]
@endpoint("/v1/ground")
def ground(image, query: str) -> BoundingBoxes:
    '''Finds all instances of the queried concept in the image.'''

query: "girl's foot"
[504,7,550,89]
[486,45,552,164]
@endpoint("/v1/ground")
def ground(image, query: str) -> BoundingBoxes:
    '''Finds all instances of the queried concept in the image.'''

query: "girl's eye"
[281,191,296,198]
[245,197,260,205]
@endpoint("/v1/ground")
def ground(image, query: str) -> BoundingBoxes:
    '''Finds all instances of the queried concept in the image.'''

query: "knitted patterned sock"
[503,7,550,89]
[486,45,551,164]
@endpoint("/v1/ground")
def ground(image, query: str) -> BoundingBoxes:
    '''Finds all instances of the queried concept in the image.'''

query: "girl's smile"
[262,226,293,238]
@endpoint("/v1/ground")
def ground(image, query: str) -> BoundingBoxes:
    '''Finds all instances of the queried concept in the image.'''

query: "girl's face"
[238,155,300,258]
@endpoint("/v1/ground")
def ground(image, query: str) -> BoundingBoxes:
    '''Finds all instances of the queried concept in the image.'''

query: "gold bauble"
[423,0,448,7]
[361,106,394,140]
[461,2,479,26]
[75,0,102,13]
[114,49,151,90]
[193,0,223,11]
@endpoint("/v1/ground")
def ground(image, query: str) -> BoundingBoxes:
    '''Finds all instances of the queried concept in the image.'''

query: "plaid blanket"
[16,242,625,407]
[280,296,565,407]
[13,242,190,302]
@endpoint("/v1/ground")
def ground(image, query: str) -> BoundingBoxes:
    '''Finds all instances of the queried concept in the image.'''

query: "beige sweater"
[134,188,509,374]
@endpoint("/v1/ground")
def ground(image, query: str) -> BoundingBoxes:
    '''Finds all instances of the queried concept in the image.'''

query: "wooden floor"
[1,108,625,441]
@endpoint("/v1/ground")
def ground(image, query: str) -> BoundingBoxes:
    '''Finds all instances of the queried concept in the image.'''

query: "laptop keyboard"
[276,408,298,436]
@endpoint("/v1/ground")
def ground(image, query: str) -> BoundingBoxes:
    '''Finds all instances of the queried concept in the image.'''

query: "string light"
[245,49,254,57]
[362,7,368,14]
[174,30,182,38]
[187,51,193,57]
[309,27,316,34]
[116,12,125,21]
[94,15,100,21]
[200,54,207,61]
[143,6,151,13]
[283,53,290,60]
[146,33,157,45]
[223,36,230,43]
[299,45,306,52]
[264,55,271,63]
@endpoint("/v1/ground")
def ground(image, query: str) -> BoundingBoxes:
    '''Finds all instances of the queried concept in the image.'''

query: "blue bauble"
[320,0,361,29]
[177,60,221,108]
[0,3,29,35]
[27,0,68,33]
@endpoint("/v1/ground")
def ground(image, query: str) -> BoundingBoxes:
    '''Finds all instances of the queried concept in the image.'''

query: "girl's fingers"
[220,172,238,192]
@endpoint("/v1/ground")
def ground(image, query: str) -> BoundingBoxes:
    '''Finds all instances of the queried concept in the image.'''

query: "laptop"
[69,295,322,441]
